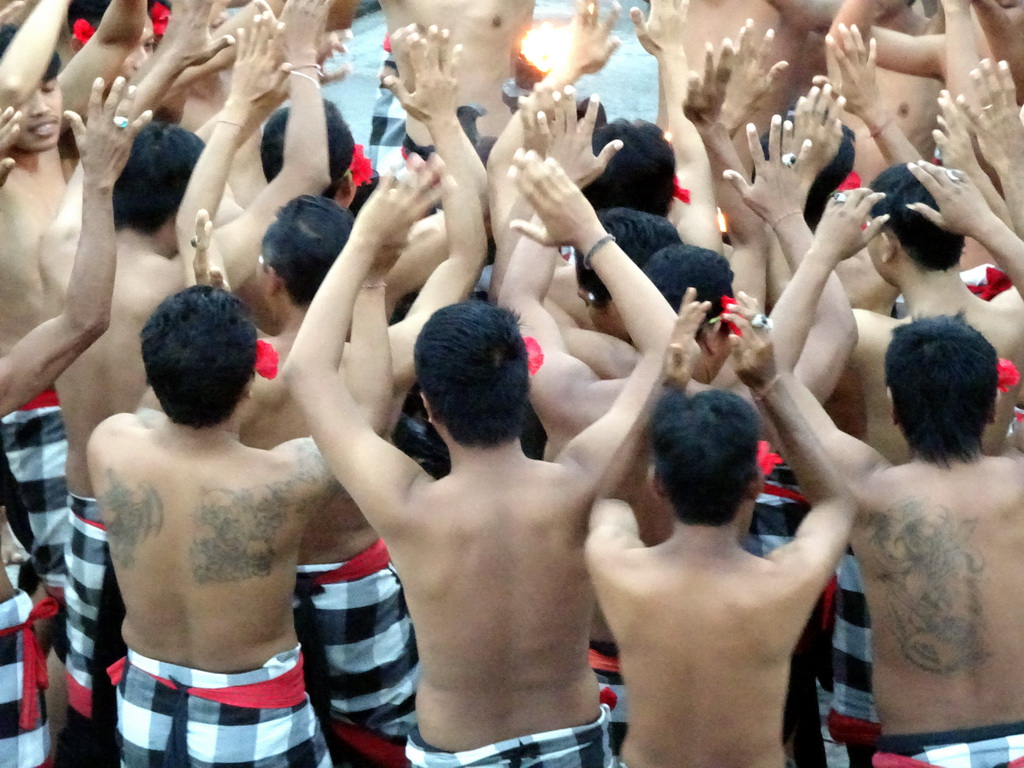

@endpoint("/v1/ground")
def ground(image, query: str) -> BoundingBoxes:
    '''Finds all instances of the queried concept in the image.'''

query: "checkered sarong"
[406,705,613,768]
[294,540,418,740]
[829,552,880,746]
[0,590,51,768]
[746,464,808,557]
[115,646,331,767]
[368,53,407,172]
[875,723,1024,768]
[0,403,70,591]
[588,646,626,757]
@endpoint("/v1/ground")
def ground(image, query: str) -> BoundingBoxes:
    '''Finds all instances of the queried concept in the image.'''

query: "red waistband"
[761,482,808,506]
[309,539,391,586]
[830,711,882,746]
[588,647,621,675]
[332,720,409,768]
[108,653,308,709]
[0,596,59,729]
[18,389,59,411]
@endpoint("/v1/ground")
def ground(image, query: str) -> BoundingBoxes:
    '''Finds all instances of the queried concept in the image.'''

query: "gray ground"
[324,0,659,147]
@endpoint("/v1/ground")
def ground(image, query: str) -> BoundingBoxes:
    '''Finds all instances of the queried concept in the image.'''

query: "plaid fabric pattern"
[294,557,418,739]
[65,494,111,715]
[746,463,808,557]
[368,54,408,172]
[831,551,879,738]
[0,590,50,768]
[0,406,70,590]
[117,647,331,768]
[876,727,1024,768]
[406,705,613,768]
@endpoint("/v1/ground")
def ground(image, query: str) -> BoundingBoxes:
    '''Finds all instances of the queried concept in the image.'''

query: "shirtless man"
[0,75,147,768]
[87,285,338,767]
[745,308,1024,768]
[586,299,856,768]
[284,146,692,765]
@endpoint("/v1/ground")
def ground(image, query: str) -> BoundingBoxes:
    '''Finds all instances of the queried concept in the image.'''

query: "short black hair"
[576,208,682,305]
[414,301,529,447]
[584,120,675,217]
[141,286,257,428]
[885,315,998,466]
[262,196,354,306]
[643,243,734,317]
[652,389,761,526]
[68,0,166,26]
[113,122,204,233]
[870,164,964,271]
[0,24,60,82]
[261,100,354,197]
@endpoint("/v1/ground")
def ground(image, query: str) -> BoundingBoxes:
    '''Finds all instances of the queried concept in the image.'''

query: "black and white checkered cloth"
[115,646,331,768]
[875,723,1024,768]
[0,405,71,591]
[406,705,614,768]
[294,545,418,741]
[368,54,407,172]
[0,590,51,768]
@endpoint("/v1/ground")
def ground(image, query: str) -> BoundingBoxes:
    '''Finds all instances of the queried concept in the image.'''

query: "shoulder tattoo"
[864,499,988,675]
[99,468,164,568]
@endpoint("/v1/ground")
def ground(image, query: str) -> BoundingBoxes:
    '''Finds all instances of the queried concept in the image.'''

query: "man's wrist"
[750,371,783,400]
[574,226,613,259]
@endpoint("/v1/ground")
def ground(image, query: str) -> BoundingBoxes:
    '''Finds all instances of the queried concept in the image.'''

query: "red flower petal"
[998,358,1020,393]
[757,441,783,477]
[151,2,170,37]
[350,145,374,188]
[719,295,741,337]
[836,171,862,192]
[255,340,280,380]
[523,336,544,376]
[673,177,691,204]
[73,19,96,46]
[599,686,618,711]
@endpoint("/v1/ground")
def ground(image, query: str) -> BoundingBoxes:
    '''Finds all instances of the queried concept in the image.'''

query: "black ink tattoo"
[864,500,988,675]
[189,440,337,584]
[100,469,164,568]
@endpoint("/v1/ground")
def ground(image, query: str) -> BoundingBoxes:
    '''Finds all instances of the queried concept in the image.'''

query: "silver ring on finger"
[781,153,797,167]
[751,314,773,330]
[833,192,848,204]
[113,116,130,129]
[945,168,966,183]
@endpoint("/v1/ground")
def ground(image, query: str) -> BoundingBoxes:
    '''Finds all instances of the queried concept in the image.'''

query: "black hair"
[113,122,204,233]
[262,195,354,306]
[141,286,257,428]
[885,315,998,466]
[584,120,675,217]
[652,389,761,526]
[261,99,354,197]
[68,0,166,26]
[577,208,682,305]
[643,243,734,317]
[0,24,60,82]
[870,164,965,271]
[414,300,529,447]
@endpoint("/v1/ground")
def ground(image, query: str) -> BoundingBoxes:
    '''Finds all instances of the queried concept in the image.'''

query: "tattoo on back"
[864,500,988,675]
[100,469,164,568]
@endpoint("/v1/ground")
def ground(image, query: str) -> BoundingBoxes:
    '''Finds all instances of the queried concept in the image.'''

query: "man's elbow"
[68,308,111,344]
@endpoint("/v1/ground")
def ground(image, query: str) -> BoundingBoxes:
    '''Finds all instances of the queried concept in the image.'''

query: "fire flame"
[718,208,728,234]
[521,23,572,74]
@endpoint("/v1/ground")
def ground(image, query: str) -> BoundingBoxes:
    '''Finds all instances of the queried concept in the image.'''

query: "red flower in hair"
[350,145,373,188]
[72,18,96,46]
[255,340,279,380]
[836,171,862,192]
[998,358,1020,393]
[719,295,742,337]
[151,2,171,37]
[757,441,783,477]
[673,177,691,204]
[523,336,544,376]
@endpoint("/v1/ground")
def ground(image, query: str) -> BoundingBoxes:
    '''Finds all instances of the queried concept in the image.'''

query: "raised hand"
[158,0,236,70]
[508,150,606,249]
[68,77,153,190]
[723,115,814,229]
[904,160,998,239]
[222,12,287,123]
[791,84,845,182]
[811,187,889,262]
[0,106,20,187]
[721,21,789,136]
[550,0,622,84]
[280,0,331,68]
[960,59,1024,177]
[722,292,778,392]
[826,25,882,127]
[933,90,980,172]
[665,286,711,389]
[684,40,737,129]
[546,87,622,187]
[191,209,226,289]
[631,0,689,60]
[384,25,461,126]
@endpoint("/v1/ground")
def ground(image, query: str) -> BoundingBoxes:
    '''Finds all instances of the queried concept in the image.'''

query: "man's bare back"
[88,410,338,673]
[381,0,534,139]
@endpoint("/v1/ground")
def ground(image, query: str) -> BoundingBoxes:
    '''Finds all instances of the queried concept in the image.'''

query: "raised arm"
[345,284,395,436]
[0,78,150,415]
[283,161,443,531]
[939,0,982,103]
[207,0,332,287]
[972,0,1024,102]
[58,0,147,115]
[0,0,69,110]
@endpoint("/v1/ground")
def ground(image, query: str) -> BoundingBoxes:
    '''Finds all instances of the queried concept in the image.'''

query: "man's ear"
[333,175,357,210]
[265,264,287,297]
[419,391,434,424]
[879,230,899,264]
[887,387,899,426]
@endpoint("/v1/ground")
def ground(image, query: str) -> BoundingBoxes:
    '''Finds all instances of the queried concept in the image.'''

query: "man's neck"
[667,520,748,561]
[446,437,526,472]
[9,147,54,175]
[117,227,177,259]
[900,267,975,317]
[160,415,244,446]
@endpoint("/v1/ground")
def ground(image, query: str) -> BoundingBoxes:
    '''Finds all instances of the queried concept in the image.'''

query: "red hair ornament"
[998,358,1020,393]
[151,2,171,37]
[255,340,279,380]
[72,19,96,46]
[523,336,544,376]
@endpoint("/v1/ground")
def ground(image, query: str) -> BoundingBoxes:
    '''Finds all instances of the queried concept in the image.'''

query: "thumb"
[595,139,623,171]
[64,111,86,150]
[0,158,14,188]
[722,169,752,198]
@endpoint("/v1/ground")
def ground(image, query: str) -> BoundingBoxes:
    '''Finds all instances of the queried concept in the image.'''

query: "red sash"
[108,653,308,709]
[310,539,391,586]
[829,710,882,747]
[332,720,409,768]
[588,647,620,675]
[18,389,59,411]
[0,596,59,729]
